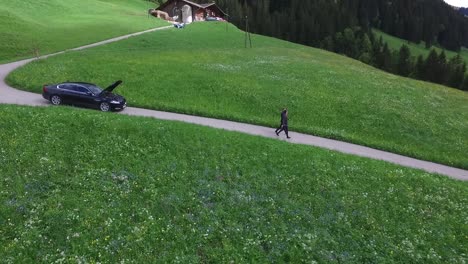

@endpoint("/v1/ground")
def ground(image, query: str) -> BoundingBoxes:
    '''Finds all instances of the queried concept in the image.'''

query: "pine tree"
[360,33,372,54]
[358,52,372,64]
[322,36,334,52]
[461,75,468,91]
[424,49,439,83]
[436,51,448,84]
[370,36,384,67]
[343,28,358,58]
[446,55,466,89]
[397,44,412,77]
[382,43,393,72]
[334,32,345,54]
[357,32,372,64]
[413,55,425,80]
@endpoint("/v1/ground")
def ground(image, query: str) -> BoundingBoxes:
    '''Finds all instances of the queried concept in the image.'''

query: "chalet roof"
[185,0,215,8]
[156,0,227,15]
[157,0,216,11]
[200,3,216,8]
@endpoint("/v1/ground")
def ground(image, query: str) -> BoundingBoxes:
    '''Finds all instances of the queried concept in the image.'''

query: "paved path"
[1,27,467,181]
[0,26,173,106]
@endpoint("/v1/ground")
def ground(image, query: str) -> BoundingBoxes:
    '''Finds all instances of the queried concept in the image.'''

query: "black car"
[42,81,127,112]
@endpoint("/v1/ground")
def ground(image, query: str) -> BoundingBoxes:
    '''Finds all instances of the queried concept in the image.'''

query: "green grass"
[374,29,468,63]
[8,22,468,170]
[0,105,466,262]
[0,0,167,63]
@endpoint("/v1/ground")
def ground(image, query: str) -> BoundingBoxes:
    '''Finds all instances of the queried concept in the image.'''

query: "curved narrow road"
[1,27,467,181]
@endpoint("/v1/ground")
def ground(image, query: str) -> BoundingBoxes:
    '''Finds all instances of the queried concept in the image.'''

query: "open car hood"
[101,80,122,94]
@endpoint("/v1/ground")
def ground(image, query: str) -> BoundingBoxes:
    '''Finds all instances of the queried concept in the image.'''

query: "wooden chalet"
[156,0,226,23]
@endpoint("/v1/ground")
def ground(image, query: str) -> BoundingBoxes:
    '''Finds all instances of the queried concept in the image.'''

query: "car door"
[57,84,76,104]
[71,85,97,107]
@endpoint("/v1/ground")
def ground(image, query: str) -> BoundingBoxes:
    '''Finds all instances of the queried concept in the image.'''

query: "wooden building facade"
[156,0,226,23]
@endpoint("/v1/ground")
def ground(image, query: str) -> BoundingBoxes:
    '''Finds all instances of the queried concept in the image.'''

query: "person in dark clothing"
[275,108,286,133]
[275,108,291,139]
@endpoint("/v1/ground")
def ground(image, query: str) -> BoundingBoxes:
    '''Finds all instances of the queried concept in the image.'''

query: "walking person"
[275,108,291,139]
[275,108,286,135]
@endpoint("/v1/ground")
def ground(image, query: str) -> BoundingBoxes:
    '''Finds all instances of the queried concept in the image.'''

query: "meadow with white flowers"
[1,105,466,262]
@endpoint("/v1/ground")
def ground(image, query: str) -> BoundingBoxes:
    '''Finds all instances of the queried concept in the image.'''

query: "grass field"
[374,29,468,63]
[0,105,466,262]
[0,0,166,63]
[7,22,468,169]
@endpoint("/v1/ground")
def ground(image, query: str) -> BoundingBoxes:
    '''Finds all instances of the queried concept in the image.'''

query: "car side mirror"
[86,92,93,96]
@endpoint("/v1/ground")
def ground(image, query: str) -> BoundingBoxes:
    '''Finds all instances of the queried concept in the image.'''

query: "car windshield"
[85,84,103,95]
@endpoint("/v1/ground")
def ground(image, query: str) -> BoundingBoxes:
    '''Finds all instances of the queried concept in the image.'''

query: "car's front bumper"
[111,101,127,111]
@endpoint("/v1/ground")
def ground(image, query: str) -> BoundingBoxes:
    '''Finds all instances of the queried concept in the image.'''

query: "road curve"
[1,27,467,181]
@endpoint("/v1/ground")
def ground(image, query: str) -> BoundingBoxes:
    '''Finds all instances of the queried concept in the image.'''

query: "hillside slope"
[374,29,468,63]
[1,105,466,262]
[8,22,468,169]
[0,0,166,63]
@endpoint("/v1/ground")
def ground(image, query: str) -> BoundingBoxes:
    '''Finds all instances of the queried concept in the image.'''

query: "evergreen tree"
[357,33,372,64]
[436,51,448,84]
[360,33,372,54]
[322,36,334,52]
[343,28,358,58]
[358,52,372,64]
[370,36,384,67]
[397,44,412,77]
[446,55,466,88]
[461,75,468,91]
[414,55,426,80]
[424,49,440,83]
[381,43,393,72]
[334,32,345,54]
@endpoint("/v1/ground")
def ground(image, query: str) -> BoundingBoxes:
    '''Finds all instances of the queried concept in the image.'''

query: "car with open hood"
[42,80,126,112]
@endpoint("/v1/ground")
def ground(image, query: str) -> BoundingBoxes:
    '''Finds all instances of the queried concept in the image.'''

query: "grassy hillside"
[8,22,468,169]
[0,105,466,262]
[0,0,166,63]
[374,29,468,63]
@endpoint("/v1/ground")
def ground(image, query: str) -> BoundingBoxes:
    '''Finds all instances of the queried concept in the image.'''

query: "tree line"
[217,0,468,51]
[322,27,468,90]
[214,0,468,91]
[150,0,468,51]
[149,0,468,90]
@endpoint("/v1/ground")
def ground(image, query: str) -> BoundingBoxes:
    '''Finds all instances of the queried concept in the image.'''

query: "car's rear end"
[42,84,55,101]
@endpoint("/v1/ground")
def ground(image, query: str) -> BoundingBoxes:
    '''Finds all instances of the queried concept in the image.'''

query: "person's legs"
[275,124,283,135]
[284,126,290,138]
[276,126,284,136]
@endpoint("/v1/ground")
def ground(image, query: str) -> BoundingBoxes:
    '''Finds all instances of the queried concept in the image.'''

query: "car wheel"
[99,102,110,112]
[50,95,62,105]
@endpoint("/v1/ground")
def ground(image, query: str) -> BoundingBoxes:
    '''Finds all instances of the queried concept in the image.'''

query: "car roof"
[59,82,100,88]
